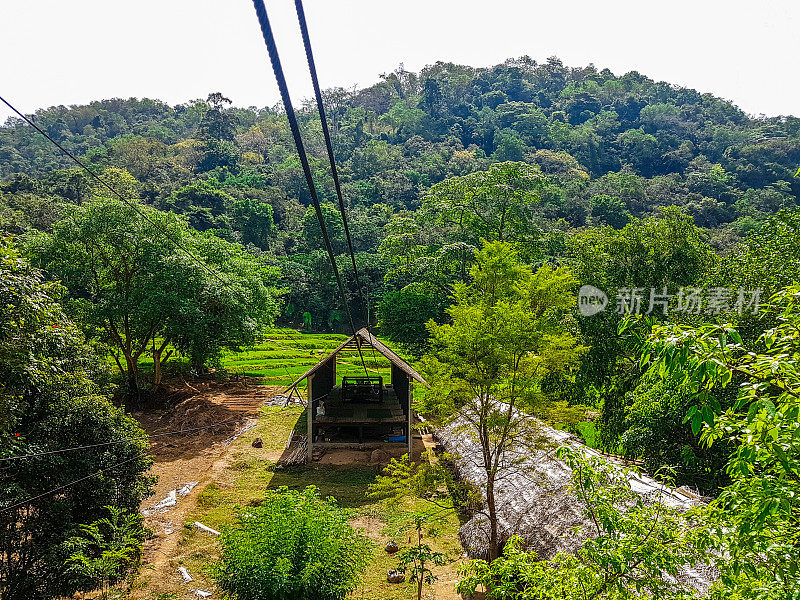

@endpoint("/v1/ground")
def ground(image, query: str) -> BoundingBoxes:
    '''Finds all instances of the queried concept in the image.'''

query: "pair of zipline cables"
[0,1,376,507]
[293,0,379,368]
[0,2,374,372]
[251,0,376,374]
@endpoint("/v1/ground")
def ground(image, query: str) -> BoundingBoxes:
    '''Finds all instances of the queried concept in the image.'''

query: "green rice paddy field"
[138,328,416,394]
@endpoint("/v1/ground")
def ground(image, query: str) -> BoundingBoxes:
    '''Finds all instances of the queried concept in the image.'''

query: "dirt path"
[129,381,280,599]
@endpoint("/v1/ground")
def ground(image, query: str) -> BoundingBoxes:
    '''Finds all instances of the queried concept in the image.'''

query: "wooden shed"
[286,328,427,459]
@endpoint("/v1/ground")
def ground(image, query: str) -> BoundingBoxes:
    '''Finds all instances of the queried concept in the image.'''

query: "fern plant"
[63,506,146,598]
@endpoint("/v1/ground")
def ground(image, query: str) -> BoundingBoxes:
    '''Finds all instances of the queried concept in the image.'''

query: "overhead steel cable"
[250,0,368,375]
[0,451,147,515]
[294,0,379,367]
[0,95,238,293]
[0,415,254,463]
[294,0,370,325]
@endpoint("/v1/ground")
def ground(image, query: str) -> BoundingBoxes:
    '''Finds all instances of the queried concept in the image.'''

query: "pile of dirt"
[166,395,243,431]
[134,380,279,462]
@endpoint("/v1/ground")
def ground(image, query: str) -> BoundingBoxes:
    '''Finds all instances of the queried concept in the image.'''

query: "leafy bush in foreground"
[63,506,146,596]
[213,486,372,600]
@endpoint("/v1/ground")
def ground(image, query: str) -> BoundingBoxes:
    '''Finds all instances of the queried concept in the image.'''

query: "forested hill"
[1,56,799,331]
[3,56,799,197]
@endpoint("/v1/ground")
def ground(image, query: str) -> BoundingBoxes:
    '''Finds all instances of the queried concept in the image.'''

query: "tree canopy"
[421,240,585,560]
[0,237,153,600]
[29,196,281,396]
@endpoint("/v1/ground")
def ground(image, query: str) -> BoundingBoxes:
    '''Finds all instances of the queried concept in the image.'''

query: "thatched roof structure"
[434,409,718,594]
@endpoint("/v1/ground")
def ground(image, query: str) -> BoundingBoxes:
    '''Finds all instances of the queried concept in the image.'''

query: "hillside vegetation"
[2,56,800,599]
[1,57,798,332]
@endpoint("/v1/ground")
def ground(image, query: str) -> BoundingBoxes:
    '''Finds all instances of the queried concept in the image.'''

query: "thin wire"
[0,95,236,292]
[0,415,252,463]
[294,0,379,369]
[0,452,146,515]
[250,0,368,375]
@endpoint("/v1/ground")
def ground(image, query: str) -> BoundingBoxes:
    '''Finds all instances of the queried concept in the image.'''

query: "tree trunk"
[152,339,173,387]
[127,372,139,402]
[153,351,163,387]
[486,475,499,561]
[124,352,140,404]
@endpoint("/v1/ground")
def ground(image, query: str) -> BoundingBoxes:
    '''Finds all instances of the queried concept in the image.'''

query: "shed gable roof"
[286,328,428,390]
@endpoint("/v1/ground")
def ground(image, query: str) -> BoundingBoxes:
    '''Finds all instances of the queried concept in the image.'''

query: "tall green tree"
[640,287,800,598]
[377,283,449,354]
[567,207,716,451]
[589,194,630,229]
[198,92,237,142]
[301,202,346,254]
[29,198,189,397]
[0,237,153,600]
[167,231,282,370]
[421,162,547,254]
[29,197,280,396]
[167,179,234,231]
[230,196,274,249]
[421,241,585,560]
[711,208,800,301]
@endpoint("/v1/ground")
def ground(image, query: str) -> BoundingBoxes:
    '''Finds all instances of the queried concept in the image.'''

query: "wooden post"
[408,377,414,458]
[306,374,314,463]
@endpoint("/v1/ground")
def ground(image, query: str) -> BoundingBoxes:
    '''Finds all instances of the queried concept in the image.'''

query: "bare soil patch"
[126,379,279,599]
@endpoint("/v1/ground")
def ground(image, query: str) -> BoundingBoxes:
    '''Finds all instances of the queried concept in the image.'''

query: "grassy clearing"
[168,406,463,600]
[131,329,455,598]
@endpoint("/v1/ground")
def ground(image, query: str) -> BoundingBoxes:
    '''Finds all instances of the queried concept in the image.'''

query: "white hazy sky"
[1,0,798,125]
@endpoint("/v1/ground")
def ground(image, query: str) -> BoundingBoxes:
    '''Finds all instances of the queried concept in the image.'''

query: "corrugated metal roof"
[285,328,428,391]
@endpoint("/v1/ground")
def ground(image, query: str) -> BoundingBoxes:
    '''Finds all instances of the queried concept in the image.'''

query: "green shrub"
[213,486,372,600]
[0,239,154,600]
[63,506,145,596]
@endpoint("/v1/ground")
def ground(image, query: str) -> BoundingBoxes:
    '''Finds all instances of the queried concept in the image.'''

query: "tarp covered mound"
[434,410,718,594]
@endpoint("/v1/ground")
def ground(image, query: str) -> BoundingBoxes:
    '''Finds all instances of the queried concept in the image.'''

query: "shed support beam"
[306,374,314,463]
[408,377,414,458]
